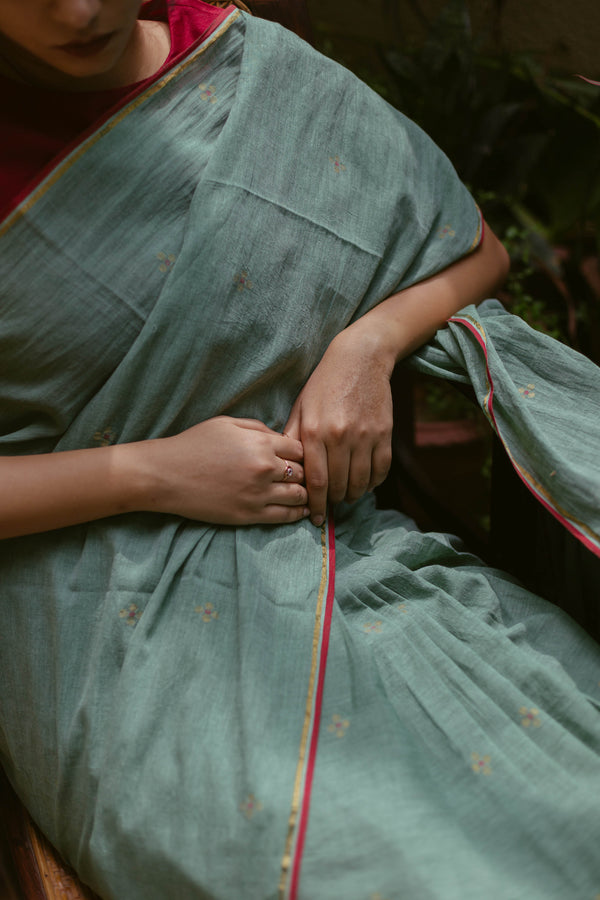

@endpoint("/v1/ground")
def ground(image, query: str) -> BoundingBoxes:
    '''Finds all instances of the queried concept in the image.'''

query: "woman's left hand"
[284,326,394,526]
[284,223,512,527]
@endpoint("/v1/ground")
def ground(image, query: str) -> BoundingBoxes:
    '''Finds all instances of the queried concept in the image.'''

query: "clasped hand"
[150,329,393,527]
[285,327,394,525]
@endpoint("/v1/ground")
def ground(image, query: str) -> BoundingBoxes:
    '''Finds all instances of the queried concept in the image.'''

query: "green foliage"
[315,0,600,360]
[378,0,600,242]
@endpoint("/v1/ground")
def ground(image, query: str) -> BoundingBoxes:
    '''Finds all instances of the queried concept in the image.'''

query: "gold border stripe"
[468,205,483,253]
[278,523,328,899]
[0,9,241,239]
[451,314,600,547]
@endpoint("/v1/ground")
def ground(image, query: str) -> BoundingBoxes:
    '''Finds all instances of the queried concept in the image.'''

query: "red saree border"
[278,515,336,900]
[449,314,600,557]
[0,7,241,235]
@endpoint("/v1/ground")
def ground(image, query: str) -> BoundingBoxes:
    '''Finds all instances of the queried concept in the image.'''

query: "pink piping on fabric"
[449,315,600,558]
[288,514,337,900]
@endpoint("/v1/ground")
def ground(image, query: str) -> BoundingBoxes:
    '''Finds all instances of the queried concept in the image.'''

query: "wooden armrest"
[1,768,100,900]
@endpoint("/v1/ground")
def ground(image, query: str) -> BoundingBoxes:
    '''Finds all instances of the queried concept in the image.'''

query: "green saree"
[1,8,600,899]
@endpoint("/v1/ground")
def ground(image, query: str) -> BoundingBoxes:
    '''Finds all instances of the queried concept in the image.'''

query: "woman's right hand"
[139,416,309,526]
[0,416,308,540]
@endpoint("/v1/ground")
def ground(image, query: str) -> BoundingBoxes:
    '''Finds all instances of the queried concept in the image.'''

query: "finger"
[269,483,309,506]
[283,405,301,441]
[275,434,305,463]
[325,441,351,504]
[276,459,305,484]
[345,446,374,503]
[234,417,278,433]
[257,504,311,525]
[303,436,328,525]
[367,441,392,492]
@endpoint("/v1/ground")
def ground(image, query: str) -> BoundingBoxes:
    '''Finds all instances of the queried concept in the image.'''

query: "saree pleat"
[1,9,599,899]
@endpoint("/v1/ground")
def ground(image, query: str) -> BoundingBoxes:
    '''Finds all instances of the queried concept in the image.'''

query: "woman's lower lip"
[58,33,114,57]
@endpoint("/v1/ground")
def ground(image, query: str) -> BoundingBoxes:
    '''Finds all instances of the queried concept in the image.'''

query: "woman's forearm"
[0,444,149,539]
[340,222,510,374]
[0,418,309,540]
[284,222,510,523]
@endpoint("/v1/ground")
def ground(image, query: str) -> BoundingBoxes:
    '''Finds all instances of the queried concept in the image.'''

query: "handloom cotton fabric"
[1,7,599,900]
[0,0,229,213]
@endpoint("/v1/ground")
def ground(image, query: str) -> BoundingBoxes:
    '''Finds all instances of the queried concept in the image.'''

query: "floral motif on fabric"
[234,270,253,291]
[439,224,456,238]
[363,620,383,633]
[328,714,350,738]
[519,707,542,728]
[240,794,263,819]
[195,602,219,623]
[93,426,116,446]
[198,83,217,103]
[395,602,408,613]
[329,155,347,174]
[157,251,176,273]
[119,604,142,627]
[518,383,536,399]
[471,753,492,775]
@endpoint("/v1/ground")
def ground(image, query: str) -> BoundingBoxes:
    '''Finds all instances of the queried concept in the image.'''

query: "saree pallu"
[1,8,600,899]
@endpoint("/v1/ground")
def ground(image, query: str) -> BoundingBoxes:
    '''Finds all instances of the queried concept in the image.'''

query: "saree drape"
[1,8,599,900]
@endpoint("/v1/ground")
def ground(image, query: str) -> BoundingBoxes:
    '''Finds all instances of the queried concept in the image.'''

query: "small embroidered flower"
[329,155,346,174]
[362,620,383,633]
[157,251,176,273]
[518,383,536,399]
[471,753,492,775]
[328,714,350,738]
[439,224,456,238]
[119,604,142,627]
[93,426,116,446]
[240,794,263,819]
[234,270,253,292]
[395,602,408,613]
[195,602,218,623]
[198,83,217,103]
[519,707,542,728]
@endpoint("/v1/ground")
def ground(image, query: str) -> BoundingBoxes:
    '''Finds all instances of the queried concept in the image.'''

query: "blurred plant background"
[307,0,600,540]
[310,0,600,361]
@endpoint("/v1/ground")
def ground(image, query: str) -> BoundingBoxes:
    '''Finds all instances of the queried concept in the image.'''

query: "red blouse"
[0,0,232,217]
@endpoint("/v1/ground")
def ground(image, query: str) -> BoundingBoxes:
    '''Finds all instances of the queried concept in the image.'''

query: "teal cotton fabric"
[1,8,600,899]
[411,300,600,555]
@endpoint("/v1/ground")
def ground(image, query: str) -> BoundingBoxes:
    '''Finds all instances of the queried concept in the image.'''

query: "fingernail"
[303,508,310,518]
[312,515,324,527]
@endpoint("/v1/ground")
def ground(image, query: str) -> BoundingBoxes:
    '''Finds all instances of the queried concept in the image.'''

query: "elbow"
[482,222,510,294]
[496,238,511,288]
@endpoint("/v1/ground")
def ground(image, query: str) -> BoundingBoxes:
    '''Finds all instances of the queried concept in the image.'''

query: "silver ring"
[282,460,293,481]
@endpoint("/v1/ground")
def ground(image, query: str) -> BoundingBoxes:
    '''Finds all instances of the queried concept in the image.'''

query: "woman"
[1,1,599,898]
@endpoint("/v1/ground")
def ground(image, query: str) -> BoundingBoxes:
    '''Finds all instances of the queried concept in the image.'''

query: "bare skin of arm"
[0,418,308,539]
[285,223,510,525]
